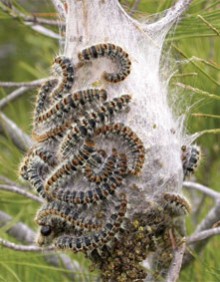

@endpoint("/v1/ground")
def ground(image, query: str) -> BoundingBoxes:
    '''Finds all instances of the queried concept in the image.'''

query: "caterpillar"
[33,80,57,127]
[95,123,145,175]
[36,200,102,231]
[44,139,95,194]
[54,193,127,252]
[19,147,56,198]
[163,193,191,216]
[78,43,131,83]
[32,95,131,143]
[36,88,107,124]
[84,149,127,185]
[50,56,75,100]
[181,144,201,178]
[49,153,126,205]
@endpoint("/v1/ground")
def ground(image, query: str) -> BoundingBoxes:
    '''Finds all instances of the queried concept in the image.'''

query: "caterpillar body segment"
[78,43,131,83]
[54,194,127,252]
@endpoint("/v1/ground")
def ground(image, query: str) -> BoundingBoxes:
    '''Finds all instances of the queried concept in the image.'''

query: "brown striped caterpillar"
[50,56,75,101]
[163,193,191,216]
[19,147,56,198]
[33,80,57,127]
[32,94,131,144]
[48,174,124,205]
[36,88,107,124]
[44,139,96,194]
[94,123,145,176]
[78,43,131,83]
[54,194,127,252]
[84,149,127,185]
[35,200,102,232]
[59,94,131,157]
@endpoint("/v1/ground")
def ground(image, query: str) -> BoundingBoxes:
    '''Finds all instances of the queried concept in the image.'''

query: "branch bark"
[0,112,33,151]
[0,210,84,281]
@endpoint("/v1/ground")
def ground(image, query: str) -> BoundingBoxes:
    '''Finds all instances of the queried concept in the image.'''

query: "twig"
[129,0,141,16]
[0,176,20,186]
[0,112,33,151]
[0,77,51,88]
[0,238,54,252]
[187,227,220,244]
[147,0,193,32]
[197,15,220,37]
[0,1,62,39]
[0,184,43,203]
[31,25,61,39]
[0,77,56,109]
[183,181,220,200]
[0,210,83,280]
[0,87,30,109]
[51,0,67,19]
[166,242,186,282]
[175,83,220,100]
[183,200,220,267]
[0,210,35,243]
[25,16,64,27]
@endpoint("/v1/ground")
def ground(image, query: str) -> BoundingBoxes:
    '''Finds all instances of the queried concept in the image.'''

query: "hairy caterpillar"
[78,43,131,83]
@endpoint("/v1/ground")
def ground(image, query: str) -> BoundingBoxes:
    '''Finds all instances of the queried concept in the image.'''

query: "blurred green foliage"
[0,0,219,281]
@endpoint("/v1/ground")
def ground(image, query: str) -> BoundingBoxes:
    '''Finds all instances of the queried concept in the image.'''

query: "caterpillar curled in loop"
[54,193,127,252]
[85,148,127,185]
[36,201,102,231]
[163,193,191,216]
[36,88,107,124]
[95,123,145,175]
[44,139,96,194]
[50,56,75,101]
[78,43,131,83]
[59,94,131,157]
[19,147,56,198]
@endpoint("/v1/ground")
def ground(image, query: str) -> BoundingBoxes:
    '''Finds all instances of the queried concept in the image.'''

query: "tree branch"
[147,0,193,33]
[166,242,186,282]
[0,78,51,88]
[187,227,220,244]
[0,210,83,280]
[0,112,33,151]
[0,184,43,203]
[0,238,53,252]
[129,0,141,16]
[0,87,30,109]
[183,181,220,200]
[183,200,220,267]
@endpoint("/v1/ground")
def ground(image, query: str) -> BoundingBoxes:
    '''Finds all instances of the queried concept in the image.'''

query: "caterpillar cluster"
[20,43,140,252]
[19,43,194,280]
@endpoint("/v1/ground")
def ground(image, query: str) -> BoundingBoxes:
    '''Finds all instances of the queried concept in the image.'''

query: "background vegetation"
[0,0,219,281]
